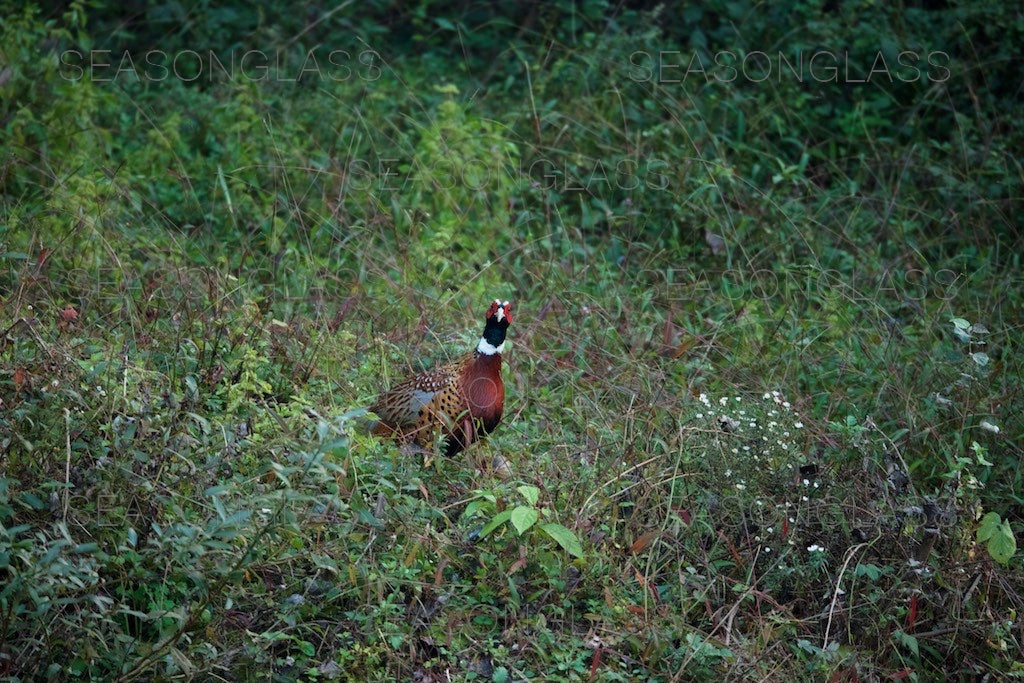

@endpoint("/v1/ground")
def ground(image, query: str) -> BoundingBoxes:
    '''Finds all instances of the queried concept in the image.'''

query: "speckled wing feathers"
[369,356,473,448]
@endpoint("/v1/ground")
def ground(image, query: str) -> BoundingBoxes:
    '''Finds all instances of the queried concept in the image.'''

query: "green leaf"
[480,509,513,538]
[854,563,881,581]
[950,317,971,330]
[971,352,990,366]
[972,441,993,467]
[510,506,539,535]
[977,512,1017,565]
[19,492,46,510]
[894,630,919,657]
[541,523,584,558]
[463,500,491,519]
[517,485,540,506]
[977,512,1002,542]
[989,520,1017,565]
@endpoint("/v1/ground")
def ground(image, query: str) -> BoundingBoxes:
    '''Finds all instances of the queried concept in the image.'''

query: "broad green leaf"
[480,509,513,538]
[988,519,1017,565]
[463,500,491,519]
[517,485,540,506]
[510,506,539,535]
[977,512,1002,542]
[971,352,990,366]
[950,317,971,330]
[541,523,584,558]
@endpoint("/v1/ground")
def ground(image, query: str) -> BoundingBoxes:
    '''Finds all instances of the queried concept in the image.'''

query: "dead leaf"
[630,530,660,554]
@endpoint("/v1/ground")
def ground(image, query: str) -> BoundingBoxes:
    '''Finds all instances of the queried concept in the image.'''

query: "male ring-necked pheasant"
[370,299,512,456]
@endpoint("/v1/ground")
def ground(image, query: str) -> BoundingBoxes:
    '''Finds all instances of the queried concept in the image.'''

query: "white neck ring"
[477,338,505,355]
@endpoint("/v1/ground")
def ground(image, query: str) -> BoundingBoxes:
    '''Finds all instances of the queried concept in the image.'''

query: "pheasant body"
[370,299,511,456]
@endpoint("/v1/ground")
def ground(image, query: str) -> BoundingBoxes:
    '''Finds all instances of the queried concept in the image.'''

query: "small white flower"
[802,496,809,501]
[802,479,810,486]
[725,469,732,477]
[735,483,746,491]
[719,397,728,406]
[807,544,824,553]
[794,421,804,429]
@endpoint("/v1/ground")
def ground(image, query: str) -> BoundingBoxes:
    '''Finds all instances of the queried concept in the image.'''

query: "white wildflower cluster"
[699,390,805,471]
[693,389,819,556]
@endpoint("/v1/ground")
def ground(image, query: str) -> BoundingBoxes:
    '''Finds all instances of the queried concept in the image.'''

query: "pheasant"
[369,299,512,456]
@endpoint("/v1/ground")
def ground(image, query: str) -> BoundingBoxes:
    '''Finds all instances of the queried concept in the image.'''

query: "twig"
[962,572,982,605]
[63,408,71,523]
[823,542,869,648]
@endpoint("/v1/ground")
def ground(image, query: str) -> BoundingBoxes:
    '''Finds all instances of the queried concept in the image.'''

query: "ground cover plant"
[1,0,1022,680]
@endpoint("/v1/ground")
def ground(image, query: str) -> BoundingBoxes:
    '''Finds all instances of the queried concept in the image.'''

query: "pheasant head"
[477,299,512,355]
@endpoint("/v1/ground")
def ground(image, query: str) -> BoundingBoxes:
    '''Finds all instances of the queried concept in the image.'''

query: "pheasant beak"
[489,299,511,324]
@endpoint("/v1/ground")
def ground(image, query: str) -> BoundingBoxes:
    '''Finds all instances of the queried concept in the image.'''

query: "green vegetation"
[2,0,1022,679]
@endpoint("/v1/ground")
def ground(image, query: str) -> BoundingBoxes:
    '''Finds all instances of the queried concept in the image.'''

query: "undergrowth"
[1,0,1022,680]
